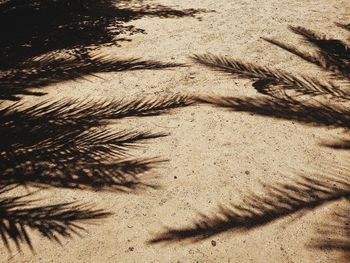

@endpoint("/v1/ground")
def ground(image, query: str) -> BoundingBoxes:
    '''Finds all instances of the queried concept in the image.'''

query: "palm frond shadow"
[191,27,350,130]
[149,172,350,243]
[0,95,194,191]
[308,203,350,262]
[191,24,350,148]
[195,95,350,129]
[0,55,183,101]
[263,26,350,80]
[0,185,111,252]
[1,95,194,251]
[192,54,350,100]
[150,24,350,262]
[0,0,205,252]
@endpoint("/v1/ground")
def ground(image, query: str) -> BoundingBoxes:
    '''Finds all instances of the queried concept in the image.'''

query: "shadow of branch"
[0,95,194,191]
[0,185,111,252]
[149,173,350,244]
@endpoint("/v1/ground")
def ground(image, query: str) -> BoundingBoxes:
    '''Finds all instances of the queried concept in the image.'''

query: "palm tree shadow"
[0,185,111,252]
[262,26,350,80]
[0,0,210,101]
[149,171,350,243]
[149,22,350,262]
[191,24,350,138]
[0,55,183,101]
[195,95,350,129]
[0,0,208,66]
[0,95,194,191]
[308,203,350,262]
[0,94,195,251]
[191,54,350,100]
[0,0,205,253]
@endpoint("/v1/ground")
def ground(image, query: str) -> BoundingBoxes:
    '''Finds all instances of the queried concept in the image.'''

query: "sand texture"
[0,0,350,262]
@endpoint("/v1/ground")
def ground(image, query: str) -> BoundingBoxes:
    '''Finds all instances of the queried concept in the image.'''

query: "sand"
[1,0,350,262]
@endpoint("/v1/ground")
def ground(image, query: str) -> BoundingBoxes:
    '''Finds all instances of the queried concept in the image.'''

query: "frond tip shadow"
[308,203,350,261]
[321,139,350,150]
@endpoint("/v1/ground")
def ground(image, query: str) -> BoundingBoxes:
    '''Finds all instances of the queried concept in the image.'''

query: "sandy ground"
[1,0,350,262]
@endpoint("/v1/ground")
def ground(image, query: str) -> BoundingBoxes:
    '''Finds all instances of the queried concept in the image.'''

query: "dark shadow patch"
[0,0,207,66]
[0,0,208,101]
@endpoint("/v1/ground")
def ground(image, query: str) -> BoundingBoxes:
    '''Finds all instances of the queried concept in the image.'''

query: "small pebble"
[174,176,177,179]
[245,170,250,175]
[128,247,134,251]
[211,240,217,247]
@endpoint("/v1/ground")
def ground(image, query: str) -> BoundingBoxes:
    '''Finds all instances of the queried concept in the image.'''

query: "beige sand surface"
[1,0,350,262]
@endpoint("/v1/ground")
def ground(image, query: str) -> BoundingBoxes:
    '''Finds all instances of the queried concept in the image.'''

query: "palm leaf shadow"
[263,26,350,80]
[191,25,350,143]
[0,95,195,191]
[336,22,350,32]
[0,55,183,101]
[308,203,350,262]
[0,94,194,251]
[0,0,206,252]
[191,52,350,130]
[192,54,349,100]
[195,95,350,129]
[0,185,111,252]
[149,172,350,243]
[150,23,350,263]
